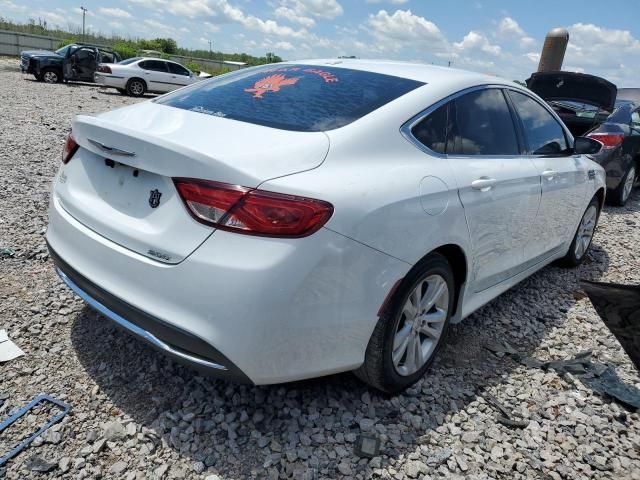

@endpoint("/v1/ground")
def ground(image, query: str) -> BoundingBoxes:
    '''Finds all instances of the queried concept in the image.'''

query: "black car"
[527,72,640,206]
[21,44,121,84]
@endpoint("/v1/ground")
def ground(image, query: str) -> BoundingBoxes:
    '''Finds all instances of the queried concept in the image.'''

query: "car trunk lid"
[526,71,617,112]
[55,102,330,263]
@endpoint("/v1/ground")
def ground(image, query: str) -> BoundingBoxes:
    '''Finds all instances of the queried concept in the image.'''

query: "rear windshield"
[155,64,425,132]
[119,57,142,65]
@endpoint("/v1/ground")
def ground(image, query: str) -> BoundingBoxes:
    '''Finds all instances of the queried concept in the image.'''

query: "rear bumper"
[94,73,127,89]
[49,244,252,383]
[46,185,409,384]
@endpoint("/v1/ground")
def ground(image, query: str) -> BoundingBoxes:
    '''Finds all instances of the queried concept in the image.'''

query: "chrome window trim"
[400,83,574,160]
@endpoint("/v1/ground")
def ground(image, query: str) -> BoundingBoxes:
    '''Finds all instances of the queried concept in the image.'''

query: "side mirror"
[574,136,602,155]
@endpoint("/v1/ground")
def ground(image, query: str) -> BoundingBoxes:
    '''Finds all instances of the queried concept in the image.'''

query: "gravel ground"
[1,56,640,480]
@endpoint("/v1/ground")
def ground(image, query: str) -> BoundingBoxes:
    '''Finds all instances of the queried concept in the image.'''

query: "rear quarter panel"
[259,82,474,269]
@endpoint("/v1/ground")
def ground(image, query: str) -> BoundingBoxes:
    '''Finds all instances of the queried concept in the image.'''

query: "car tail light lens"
[97,65,112,74]
[586,132,624,149]
[62,132,79,164]
[174,178,333,238]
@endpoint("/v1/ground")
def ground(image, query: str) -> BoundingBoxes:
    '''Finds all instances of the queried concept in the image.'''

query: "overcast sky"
[3,0,639,86]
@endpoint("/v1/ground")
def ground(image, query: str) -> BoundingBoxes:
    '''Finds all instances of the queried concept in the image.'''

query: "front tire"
[609,164,636,206]
[558,197,600,267]
[126,78,146,97]
[355,253,454,393]
[41,68,61,84]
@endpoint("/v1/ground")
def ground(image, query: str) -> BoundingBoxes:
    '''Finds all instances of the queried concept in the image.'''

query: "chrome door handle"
[471,177,497,191]
[542,169,557,180]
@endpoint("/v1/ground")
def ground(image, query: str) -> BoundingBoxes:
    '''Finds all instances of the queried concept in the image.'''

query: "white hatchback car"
[48,60,606,392]
[94,57,198,97]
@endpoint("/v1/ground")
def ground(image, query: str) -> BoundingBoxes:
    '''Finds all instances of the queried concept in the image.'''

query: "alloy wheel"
[574,205,598,260]
[392,274,449,376]
[623,166,636,203]
[130,81,144,96]
[43,71,58,83]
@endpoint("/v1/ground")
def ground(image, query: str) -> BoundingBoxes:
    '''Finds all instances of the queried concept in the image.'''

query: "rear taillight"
[62,132,79,164]
[97,65,112,74]
[586,132,624,149]
[174,178,333,238]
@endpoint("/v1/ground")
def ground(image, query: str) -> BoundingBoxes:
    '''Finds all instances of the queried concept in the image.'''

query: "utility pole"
[80,6,88,42]
[208,40,213,59]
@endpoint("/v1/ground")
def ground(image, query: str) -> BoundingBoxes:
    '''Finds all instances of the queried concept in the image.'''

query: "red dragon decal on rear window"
[245,74,300,98]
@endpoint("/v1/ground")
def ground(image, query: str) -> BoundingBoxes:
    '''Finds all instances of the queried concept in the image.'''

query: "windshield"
[55,46,70,57]
[155,64,425,132]
[118,57,142,65]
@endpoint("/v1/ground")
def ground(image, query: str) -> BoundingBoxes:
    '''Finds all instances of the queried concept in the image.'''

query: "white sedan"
[94,57,198,97]
[48,60,606,392]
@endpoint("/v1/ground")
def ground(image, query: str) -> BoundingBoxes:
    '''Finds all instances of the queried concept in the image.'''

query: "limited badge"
[149,189,162,208]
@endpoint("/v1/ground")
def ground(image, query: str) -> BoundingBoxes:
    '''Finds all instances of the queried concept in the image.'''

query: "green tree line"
[0,16,283,68]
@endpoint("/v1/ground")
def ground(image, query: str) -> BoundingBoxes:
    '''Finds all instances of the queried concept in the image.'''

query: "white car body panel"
[47,59,606,384]
[95,57,198,93]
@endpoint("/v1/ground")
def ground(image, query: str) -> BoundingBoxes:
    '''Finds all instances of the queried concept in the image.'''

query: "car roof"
[289,58,514,88]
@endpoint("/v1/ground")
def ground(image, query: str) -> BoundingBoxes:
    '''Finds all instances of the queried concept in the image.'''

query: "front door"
[68,47,97,81]
[448,88,541,292]
[506,89,588,261]
[139,60,172,92]
[167,62,194,91]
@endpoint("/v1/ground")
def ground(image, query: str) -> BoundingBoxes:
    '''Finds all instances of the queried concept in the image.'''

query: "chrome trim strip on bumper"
[55,267,227,371]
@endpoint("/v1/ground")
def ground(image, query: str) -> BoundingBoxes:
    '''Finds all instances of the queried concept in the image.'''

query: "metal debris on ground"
[484,393,530,429]
[0,395,71,467]
[0,248,14,258]
[25,455,57,473]
[0,330,24,363]
[485,341,640,409]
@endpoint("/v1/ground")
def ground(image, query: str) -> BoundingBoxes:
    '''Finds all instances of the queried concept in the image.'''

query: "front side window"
[631,110,640,126]
[156,64,424,132]
[55,46,70,57]
[449,89,520,155]
[509,90,569,155]
[411,102,450,154]
[168,62,190,76]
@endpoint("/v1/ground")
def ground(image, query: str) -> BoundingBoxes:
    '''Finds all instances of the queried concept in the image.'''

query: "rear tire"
[355,253,454,393]
[558,197,600,268]
[41,68,61,84]
[126,78,146,97]
[609,164,636,206]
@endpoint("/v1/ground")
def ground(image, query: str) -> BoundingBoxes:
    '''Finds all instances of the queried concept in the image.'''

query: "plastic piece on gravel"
[0,394,71,467]
[0,248,14,258]
[581,279,640,371]
[0,330,24,362]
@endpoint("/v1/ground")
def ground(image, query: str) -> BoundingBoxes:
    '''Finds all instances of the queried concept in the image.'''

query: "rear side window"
[140,60,168,72]
[509,91,569,155]
[449,89,519,155]
[155,64,424,132]
[411,103,450,154]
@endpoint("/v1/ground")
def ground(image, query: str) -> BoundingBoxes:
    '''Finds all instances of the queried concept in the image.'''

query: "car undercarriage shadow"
[70,243,610,478]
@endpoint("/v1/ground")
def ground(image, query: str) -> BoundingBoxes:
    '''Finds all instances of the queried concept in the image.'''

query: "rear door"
[70,47,97,81]
[139,60,172,92]
[166,62,194,89]
[448,87,541,292]
[506,89,587,261]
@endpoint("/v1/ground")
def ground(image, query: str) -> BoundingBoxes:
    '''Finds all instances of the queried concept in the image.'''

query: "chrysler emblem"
[149,189,162,208]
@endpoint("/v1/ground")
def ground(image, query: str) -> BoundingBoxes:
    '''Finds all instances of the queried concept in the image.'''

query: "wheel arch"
[127,77,147,90]
[379,243,469,322]
[594,187,606,211]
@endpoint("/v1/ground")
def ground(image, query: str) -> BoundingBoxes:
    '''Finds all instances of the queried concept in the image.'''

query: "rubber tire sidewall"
[356,253,455,393]
[126,78,146,97]
[558,197,600,268]
[610,164,636,206]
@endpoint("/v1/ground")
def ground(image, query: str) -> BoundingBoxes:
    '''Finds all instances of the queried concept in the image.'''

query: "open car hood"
[526,71,617,112]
